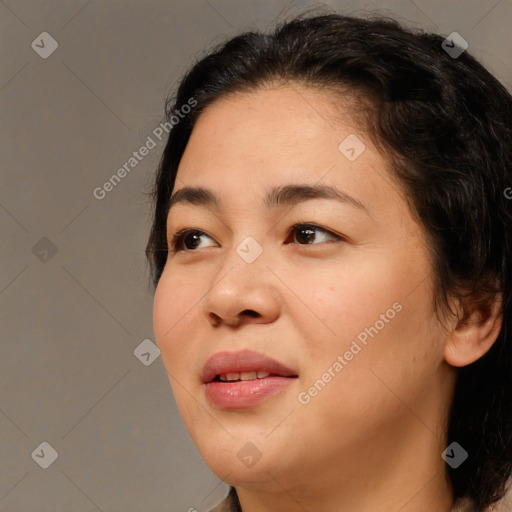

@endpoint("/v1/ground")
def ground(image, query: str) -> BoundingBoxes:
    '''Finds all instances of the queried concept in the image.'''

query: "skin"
[152,85,502,512]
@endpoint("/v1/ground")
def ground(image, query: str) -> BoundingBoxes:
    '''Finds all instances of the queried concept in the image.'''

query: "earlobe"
[443,293,503,368]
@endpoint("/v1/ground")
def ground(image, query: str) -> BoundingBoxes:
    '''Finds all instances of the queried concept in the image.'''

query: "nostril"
[210,313,221,326]
[209,311,259,327]
[243,310,259,318]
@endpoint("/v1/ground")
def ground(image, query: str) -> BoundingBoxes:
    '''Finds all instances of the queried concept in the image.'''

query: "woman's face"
[153,85,454,494]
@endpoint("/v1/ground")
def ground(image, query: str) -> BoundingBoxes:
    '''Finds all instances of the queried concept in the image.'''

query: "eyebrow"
[167,183,370,216]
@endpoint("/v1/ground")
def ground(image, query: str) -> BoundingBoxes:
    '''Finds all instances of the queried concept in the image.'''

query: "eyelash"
[168,223,343,254]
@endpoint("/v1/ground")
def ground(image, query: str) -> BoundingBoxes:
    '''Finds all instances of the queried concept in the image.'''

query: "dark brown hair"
[146,11,512,509]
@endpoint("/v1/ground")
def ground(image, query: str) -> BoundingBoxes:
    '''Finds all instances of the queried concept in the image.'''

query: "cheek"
[297,290,442,446]
[153,272,200,370]
[300,262,404,361]
[153,273,205,422]
[300,252,441,396]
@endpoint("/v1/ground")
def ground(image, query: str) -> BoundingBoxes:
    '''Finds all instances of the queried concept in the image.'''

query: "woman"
[146,12,512,512]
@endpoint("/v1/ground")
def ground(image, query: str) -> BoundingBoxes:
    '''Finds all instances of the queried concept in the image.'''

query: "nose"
[201,248,281,329]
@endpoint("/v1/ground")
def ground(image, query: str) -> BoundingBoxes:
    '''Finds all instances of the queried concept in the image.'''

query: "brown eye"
[169,223,342,254]
[170,229,215,253]
[288,223,341,245]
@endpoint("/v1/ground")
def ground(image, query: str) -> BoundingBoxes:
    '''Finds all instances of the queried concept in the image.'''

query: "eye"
[168,223,342,254]
[287,223,342,245]
[169,228,216,253]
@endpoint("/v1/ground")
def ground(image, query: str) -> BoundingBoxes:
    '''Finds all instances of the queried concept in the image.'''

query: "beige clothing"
[208,487,481,512]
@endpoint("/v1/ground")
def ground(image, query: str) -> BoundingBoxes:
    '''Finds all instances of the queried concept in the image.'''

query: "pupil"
[297,227,314,244]
[185,232,201,250]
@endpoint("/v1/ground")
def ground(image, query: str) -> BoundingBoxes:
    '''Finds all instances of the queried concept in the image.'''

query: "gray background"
[1,0,511,511]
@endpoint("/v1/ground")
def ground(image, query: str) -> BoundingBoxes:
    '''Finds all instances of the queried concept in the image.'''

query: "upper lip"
[201,349,298,383]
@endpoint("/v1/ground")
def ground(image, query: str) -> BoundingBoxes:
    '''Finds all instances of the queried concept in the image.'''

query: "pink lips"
[201,349,298,409]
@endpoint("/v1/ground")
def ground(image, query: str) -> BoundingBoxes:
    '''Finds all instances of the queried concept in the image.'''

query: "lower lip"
[204,376,296,409]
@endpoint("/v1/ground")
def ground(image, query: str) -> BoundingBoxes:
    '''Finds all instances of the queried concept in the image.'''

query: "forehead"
[179,86,368,178]
[189,85,361,151]
[178,87,392,200]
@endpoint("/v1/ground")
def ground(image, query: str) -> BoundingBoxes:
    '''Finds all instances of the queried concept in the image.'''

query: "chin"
[196,432,294,487]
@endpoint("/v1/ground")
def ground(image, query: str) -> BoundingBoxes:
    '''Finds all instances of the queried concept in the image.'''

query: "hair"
[145,10,512,510]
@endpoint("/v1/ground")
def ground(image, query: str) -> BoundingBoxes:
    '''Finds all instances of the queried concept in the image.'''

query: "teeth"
[240,371,257,381]
[219,372,240,381]
[218,371,272,381]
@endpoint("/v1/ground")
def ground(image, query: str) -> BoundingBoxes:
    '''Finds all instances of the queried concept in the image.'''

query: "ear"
[443,292,503,367]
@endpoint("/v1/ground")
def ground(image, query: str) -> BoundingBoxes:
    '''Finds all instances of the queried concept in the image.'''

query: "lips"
[201,349,298,409]
[201,349,298,383]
